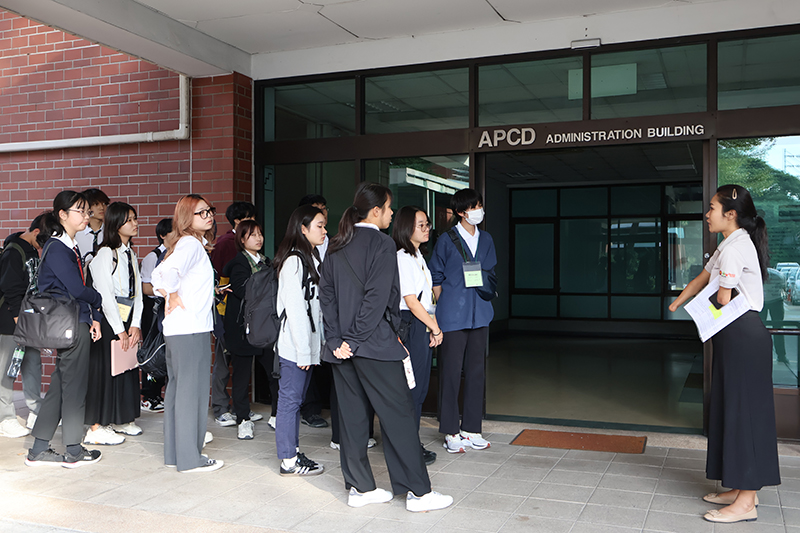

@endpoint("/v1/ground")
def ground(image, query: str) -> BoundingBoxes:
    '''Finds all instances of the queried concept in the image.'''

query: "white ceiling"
[1,0,799,78]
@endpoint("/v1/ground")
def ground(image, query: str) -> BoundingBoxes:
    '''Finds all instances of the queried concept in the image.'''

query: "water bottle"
[6,345,24,378]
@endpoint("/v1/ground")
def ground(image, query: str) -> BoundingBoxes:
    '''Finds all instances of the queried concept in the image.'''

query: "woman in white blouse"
[84,202,144,446]
[151,194,222,473]
[392,206,442,466]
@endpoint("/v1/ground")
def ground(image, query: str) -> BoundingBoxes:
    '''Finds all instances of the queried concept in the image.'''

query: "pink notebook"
[111,340,139,376]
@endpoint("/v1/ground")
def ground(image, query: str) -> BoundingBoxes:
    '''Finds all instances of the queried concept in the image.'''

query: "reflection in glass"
[668,220,703,291]
[666,184,703,214]
[479,57,583,126]
[515,224,554,289]
[561,188,607,217]
[611,218,661,293]
[611,186,660,216]
[561,219,608,293]
[272,80,355,141]
[365,69,469,134]
[591,44,707,119]
[719,34,800,110]
[512,189,556,218]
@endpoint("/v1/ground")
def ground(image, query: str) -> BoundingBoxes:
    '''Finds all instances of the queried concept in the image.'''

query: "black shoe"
[421,445,437,466]
[281,455,324,476]
[25,448,65,467]
[301,414,329,428]
[63,446,102,468]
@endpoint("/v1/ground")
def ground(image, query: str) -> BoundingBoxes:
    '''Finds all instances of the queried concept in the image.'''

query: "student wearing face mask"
[428,188,497,454]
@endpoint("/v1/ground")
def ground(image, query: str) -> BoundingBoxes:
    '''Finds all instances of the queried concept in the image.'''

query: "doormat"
[510,429,647,454]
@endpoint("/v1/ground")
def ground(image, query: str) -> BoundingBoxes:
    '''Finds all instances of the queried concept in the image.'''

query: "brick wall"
[0,10,253,393]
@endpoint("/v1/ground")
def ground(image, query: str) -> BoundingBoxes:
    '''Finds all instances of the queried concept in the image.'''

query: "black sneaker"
[297,452,318,468]
[422,445,437,466]
[141,397,165,412]
[25,448,65,467]
[63,446,102,468]
[301,414,328,428]
[280,456,324,476]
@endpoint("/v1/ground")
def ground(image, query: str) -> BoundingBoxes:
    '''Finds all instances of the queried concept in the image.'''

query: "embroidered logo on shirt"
[719,270,736,278]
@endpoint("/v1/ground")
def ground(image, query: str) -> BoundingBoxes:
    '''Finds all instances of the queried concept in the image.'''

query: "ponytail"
[716,184,769,281]
[328,183,392,254]
[40,210,62,239]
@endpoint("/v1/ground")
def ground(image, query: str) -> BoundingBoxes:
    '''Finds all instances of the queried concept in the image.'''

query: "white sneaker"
[26,412,37,430]
[181,457,224,473]
[267,416,276,430]
[238,420,254,440]
[330,441,340,450]
[406,491,454,512]
[112,422,142,436]
[84,425,125,445]
[367,438,377,448]
[347,487,393,508]
[248,411,263,422]
[215,412,236,427]
[460,431,490,450]
[443,433,466,454]
[203,431,213,448]
[0,417,30,438]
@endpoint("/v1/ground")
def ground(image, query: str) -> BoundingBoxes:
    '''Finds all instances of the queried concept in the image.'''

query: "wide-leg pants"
[438,327,488,436]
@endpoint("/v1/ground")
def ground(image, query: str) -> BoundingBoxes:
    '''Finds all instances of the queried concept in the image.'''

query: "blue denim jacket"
[429,228,496,332]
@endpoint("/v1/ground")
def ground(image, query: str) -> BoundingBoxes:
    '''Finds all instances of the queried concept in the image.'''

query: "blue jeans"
[276,356,312,460]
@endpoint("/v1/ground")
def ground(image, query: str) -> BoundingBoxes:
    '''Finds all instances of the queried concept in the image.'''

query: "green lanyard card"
[463,261,483,288]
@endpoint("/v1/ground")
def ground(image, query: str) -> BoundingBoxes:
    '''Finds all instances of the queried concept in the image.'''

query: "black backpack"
[242,251,315,349]
[0,242,27,309]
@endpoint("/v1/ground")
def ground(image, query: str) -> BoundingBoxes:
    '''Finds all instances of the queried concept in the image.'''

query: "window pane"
[591,45,707,119]
[365,68,468,134]
[719,34,800,110]
[561,219,608,293]
[512,189,557,218]
[664,296,692,321]
[561,295,608,318]
[561,188,607,217]
[611,218,661,293]
[515,224,554,289]
[611,185,660,215]
[668,220,704,291]
[666,184,703,214]
[512,295,557,317]
[611,296,661,319]
[479,57,583,126]
[272,80,355,141]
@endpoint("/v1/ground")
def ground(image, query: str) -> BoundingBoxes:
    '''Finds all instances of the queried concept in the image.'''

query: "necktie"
[91,230,100,254]
[73,246,85,285]
[125,249,135,298]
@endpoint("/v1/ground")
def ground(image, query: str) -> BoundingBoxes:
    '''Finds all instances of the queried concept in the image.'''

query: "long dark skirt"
[707,310,781,490]
[84,317,142,426]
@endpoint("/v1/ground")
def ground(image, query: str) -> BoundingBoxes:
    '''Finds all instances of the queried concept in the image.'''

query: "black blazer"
[319,226,407,363]
[222,251,265,356]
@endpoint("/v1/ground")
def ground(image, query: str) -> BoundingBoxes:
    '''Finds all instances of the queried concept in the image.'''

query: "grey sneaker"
[25,448,64,467]
[63,446,102,468]
[238,420,254,440]
[215,412,236,427]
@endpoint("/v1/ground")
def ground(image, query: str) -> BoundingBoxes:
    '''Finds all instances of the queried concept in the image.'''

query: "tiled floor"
[2,402,800,533]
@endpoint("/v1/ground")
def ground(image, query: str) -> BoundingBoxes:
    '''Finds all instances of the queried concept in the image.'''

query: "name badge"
[463,261,483,288]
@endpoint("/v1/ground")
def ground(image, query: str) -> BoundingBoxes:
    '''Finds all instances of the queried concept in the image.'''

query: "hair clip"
[732,188,738,200]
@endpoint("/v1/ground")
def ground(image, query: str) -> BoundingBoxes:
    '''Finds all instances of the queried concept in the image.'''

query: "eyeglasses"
[416,222,432,230]
[68,209,90,218]
[194,207,216,220]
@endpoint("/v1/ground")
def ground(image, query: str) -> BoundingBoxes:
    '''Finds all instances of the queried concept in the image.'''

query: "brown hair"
[163,194,215,258]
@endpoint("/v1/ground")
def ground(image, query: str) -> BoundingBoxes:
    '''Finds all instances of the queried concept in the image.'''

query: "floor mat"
[510,429,647,454]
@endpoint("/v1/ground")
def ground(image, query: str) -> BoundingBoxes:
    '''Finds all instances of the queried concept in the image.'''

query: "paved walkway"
[1,400,799,533]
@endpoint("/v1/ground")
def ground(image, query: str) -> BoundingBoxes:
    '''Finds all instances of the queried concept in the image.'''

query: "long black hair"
[40,190,88,238]
[273,205,323,285]
[100,202,137,250]
[392,205,429,256]
[716,184,769,281]
[328,182,392,255]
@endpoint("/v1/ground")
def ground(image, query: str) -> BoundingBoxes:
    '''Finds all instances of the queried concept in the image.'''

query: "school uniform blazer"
[37,237,102,326]
[428,227,496,332]
[319,226,407,364]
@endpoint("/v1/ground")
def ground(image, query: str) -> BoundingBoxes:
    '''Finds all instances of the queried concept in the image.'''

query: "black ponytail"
[40,190,88,239]
[328,182,392,254]
[716,184,769,281]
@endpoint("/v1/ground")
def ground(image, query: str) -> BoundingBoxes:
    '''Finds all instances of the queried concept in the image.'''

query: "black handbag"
[137,297,167,378]
[446,228,498,301]
[13,242,81,350]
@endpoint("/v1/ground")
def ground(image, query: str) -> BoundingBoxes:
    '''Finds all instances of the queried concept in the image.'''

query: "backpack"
[0,242,26,309]
[242,251,315,349]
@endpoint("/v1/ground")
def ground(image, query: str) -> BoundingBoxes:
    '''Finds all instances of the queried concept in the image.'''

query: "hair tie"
[732,188,738,200]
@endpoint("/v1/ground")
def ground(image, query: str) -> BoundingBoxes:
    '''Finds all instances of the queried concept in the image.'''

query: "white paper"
[684,277,750,342]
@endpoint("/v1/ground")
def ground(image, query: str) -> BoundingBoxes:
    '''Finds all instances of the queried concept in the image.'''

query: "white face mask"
[464,207,484,226]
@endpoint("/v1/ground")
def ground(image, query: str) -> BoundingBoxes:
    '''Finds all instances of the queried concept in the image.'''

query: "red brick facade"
[0,10,253,391]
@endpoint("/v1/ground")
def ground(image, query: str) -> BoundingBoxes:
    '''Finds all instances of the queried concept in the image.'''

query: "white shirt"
[88,243,143,335]
[355,222,379,231]
[456,221,480,259]
[704,228,764,311]
[74,224,104,263]
[151,236,214,336]
[53,231,78,251]
[140,244,166,284]
[397,249,435,313]
[317,234,329,262]
[276,254,323,366]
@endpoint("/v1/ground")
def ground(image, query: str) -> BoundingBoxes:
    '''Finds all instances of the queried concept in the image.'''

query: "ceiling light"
[571,38,601,50]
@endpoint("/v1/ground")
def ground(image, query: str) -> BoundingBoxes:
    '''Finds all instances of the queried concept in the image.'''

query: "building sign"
[473,115,714,151]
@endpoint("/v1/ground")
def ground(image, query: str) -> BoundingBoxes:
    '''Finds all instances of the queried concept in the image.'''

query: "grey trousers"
[31,325,91,446]
[210,336,231,417]
[164,332,212,471]
[0,334,42,421]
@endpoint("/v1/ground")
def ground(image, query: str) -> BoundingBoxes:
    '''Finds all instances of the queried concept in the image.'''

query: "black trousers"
[707,311,781,490]
[300,361,332,418]
[231,349,278,422]
[31,324,91,446]
[438,327,488,436]
[332,356,431,497]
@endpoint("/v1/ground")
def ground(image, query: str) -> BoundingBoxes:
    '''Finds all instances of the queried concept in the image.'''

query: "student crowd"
[0,183,496,513]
